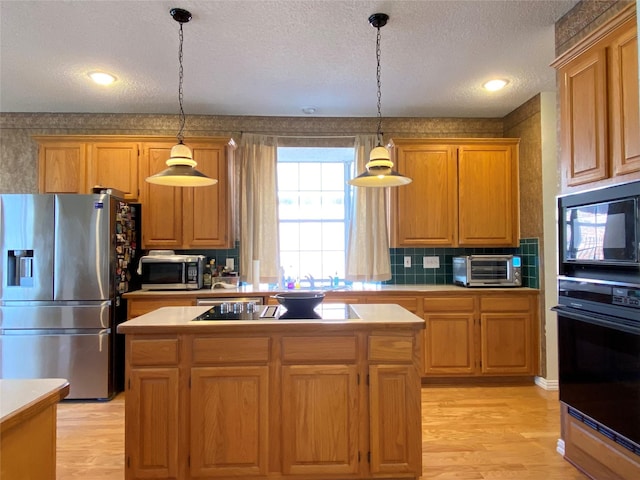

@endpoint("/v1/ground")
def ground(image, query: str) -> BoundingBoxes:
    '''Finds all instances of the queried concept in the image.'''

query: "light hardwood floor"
[56,385,588,479]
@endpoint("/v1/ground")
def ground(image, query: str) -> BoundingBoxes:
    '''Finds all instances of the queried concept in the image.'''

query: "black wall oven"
[556,180,640,456]
[554,278,640,454]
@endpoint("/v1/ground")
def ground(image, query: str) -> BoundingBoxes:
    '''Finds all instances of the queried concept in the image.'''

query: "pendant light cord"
[375,25,383,147]
[177,21,186,144]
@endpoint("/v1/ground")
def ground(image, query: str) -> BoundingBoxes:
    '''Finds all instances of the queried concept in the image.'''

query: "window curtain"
[237,133,280,284]
[345,135,392,281]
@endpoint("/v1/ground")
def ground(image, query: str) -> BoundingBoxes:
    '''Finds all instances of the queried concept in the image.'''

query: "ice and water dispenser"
[6,249,34,287]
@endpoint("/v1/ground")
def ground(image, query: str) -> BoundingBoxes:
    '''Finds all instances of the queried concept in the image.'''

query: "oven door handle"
[552,305,640,335]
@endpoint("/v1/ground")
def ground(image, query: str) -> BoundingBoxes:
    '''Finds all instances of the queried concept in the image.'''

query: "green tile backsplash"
[174,238,540,289]
[386,238,540,288]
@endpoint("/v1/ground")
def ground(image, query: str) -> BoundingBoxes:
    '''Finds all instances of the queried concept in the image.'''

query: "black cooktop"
[192,304,355,321]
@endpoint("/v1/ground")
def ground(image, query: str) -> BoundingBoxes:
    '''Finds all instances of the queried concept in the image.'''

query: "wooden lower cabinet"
[423,292,538,377]
[190,366,269,477]
[423,297,476,375]
[281,364,360,476]
[124,328,423,480]
[126,368,180,479]
[561,404,640,480]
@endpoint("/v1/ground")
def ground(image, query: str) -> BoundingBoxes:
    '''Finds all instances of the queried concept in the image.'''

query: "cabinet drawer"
[369,336,413,363]
[480,296,531,312]
[129,337,179,366]
[191,337,270,364]
[424,296,475,312]
[128,298,195,319]
[368,296,418,312]
[281,336,357,363]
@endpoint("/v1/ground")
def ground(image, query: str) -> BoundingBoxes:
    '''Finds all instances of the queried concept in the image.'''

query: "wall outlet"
[423,256,440,269]
[404,256,412,268]
[225,258,234,271]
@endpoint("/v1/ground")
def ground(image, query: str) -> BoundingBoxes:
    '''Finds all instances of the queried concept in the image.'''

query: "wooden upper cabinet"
[554,5,639,192]
[139,142,183,249]
[391,138,520,248]
[392,144,458,246]
[609,19,640,177]
[139,138,234,250]
[37,141,87,193]
[458,143,519,246]
[183,143,231,248]
[89,142,140,200]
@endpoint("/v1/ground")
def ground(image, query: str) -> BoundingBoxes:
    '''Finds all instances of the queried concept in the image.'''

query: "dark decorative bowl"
[272,292,325,316]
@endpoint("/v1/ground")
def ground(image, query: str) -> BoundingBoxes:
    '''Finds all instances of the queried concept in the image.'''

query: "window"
[277,146,354,287]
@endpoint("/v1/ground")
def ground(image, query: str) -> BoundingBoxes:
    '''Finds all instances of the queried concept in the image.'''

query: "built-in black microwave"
[559,180,640,277]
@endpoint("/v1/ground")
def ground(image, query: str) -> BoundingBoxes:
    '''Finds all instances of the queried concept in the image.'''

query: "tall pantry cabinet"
[35,135,235,249]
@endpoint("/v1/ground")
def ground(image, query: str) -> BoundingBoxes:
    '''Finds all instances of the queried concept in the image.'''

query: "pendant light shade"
[348,13,411,188]
[145,8,216,187]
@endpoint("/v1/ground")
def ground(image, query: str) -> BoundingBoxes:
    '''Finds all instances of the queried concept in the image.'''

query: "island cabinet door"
[368,365,421,476]
[126,368,179,480]
[189,366,269,477]
[280,364,360,476]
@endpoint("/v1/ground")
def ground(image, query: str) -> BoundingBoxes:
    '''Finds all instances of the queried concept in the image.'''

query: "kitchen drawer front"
[191,337,270,364]
[129,337,179,366]
[368,335,414,363]
[480,295,531,312]
[127,298,195,319]
[424,296,475,312]
[281,336,357,363]
[367,296,419,313]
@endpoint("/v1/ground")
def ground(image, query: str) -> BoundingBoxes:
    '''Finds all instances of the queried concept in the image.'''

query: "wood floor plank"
[56,385,588,479]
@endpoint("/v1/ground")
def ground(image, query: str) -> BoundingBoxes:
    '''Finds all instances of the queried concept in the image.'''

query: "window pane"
[277,146,353,284]
[279,223,300,251]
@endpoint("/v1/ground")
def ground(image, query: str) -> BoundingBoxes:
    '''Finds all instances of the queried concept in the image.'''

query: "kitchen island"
[118,304,424,480]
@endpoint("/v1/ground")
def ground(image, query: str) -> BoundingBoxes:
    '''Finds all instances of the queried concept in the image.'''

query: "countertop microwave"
[453,255,522,287]
[139,250,205,290]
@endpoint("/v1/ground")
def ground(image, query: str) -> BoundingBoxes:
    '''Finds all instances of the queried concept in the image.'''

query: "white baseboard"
[557,438,565,456]
[534,376,559,391]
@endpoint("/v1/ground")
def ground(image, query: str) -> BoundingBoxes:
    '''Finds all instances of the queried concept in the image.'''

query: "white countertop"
[0,378,70,424]
[118,303,424,333]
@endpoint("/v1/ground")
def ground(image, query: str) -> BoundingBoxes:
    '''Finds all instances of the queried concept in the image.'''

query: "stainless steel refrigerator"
[0,194,140,399]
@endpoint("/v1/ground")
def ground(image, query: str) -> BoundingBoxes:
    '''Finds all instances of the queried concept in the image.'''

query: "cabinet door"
[559,47,608,186]
[89,142,140,200]
[458,144,519,246]
[126,368,179,480]
[139,142,183,249]
[480,312,533,375]
[38,142,87,193]
[423,312,476,375]
[190,366,269,477]
[392,144,458,246]
[281,364,359,476]
[609,22,640,177]
[369,365,421,476]
[182,142,231,248]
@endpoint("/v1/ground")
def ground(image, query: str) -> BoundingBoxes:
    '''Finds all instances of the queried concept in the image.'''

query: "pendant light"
[349,13,411,188]
[146,8,217,187]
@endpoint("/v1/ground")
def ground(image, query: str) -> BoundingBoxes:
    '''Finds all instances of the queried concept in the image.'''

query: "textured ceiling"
[0,0,579,118]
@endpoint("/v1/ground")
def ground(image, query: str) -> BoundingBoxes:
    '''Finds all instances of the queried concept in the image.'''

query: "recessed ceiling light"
[301,106,317,115]
[483,79,509,91]
[88,71,117,86]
